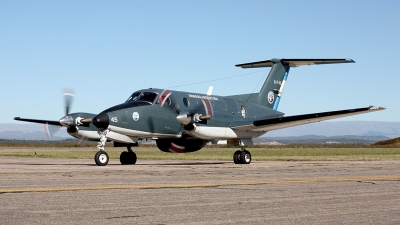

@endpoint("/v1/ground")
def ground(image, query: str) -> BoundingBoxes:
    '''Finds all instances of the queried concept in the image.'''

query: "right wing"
[232,106,385,132]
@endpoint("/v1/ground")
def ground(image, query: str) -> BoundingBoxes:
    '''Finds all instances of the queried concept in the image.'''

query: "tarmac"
[1,156,400,224]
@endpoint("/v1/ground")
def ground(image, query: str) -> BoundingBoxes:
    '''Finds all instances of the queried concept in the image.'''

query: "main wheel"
[94,151,109,166]
[233,150,242,164]
[120,151,128,165]
[240,150,251,164]
[120,151,137,165]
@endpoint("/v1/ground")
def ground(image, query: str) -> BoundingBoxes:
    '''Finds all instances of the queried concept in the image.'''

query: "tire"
[120,151,137,165]
[120,151,128,165]
[240,150,251,164]
[94,151,109,166]
[127,151,137,164]
[233,150,242,164]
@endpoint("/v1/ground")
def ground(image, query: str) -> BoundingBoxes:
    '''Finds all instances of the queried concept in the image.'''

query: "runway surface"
[1,157,400,224]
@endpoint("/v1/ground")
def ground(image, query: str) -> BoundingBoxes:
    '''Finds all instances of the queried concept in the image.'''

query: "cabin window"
[183,97,190,107]
[241,106,246,118]
[126,92,158,104]
[165,97,171,105]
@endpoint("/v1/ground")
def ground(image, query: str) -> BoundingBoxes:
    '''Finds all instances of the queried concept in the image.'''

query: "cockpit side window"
[126,92,158,104]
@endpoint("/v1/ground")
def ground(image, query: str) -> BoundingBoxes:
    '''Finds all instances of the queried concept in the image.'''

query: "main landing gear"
[233,144,252,164]
[119,146,137,165]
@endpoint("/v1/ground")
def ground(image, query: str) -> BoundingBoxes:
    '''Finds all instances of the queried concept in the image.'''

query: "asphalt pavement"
[1,156,400,224]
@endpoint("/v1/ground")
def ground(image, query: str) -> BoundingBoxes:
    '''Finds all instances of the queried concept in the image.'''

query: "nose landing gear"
[94,129,110,166]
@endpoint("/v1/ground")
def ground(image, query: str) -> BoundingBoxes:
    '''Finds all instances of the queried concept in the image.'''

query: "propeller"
[59,89,92,126]
[15,89,94,141]
[41,89,76,139]
[59,89,75,127]
[64,89,74,116]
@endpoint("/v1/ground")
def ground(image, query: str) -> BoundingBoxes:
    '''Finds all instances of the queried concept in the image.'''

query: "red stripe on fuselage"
[169,142,185,153]
[202,99,213,117]
[157,90,171,106]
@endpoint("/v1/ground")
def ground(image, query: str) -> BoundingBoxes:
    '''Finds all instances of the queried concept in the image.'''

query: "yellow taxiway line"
[1,175,399,194]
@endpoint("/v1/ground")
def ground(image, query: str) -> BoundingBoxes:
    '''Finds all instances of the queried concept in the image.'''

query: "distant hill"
[0,123,69,140]
[266,121,400,138]
[254,135,390,145]
[372,137,400,147]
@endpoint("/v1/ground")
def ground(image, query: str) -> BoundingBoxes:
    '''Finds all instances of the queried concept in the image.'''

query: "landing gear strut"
[95,129,109,166]
[120,145,137,165]
[233,142,251,164]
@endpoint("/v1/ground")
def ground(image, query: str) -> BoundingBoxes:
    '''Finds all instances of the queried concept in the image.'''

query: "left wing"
[232,106,385,132]
[14,117,61,126]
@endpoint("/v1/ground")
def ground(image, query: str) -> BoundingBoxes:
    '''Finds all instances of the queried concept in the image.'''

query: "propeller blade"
[199,115,211,120]
[80,118,93,123]
[43,123,61,140]
[63,89,75,115]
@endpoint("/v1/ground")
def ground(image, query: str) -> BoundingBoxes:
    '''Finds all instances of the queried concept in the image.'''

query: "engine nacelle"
[156,138,208,153]
[67,126,79,135]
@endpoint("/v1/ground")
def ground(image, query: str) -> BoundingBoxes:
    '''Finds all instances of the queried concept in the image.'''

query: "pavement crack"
[106,215,140,219]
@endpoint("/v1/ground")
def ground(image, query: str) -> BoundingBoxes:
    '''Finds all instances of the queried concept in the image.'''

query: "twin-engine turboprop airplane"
[15,58,384,166]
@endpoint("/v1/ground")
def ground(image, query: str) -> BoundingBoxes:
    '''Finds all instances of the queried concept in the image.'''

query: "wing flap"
[232,106,385,132]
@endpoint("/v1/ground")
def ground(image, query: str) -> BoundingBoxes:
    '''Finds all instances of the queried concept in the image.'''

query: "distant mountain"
[1,121,400,141]
[0,123,69,140]
[254,135,390,145]
[265,121,400,138]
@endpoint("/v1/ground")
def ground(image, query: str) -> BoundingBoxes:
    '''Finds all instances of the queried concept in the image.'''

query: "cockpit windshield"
[126,92,158,104]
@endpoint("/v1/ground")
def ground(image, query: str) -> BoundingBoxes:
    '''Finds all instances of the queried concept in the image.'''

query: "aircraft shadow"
[136,162,229,166]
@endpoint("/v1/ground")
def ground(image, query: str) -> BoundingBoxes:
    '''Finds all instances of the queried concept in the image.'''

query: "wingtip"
[369,106,385,110]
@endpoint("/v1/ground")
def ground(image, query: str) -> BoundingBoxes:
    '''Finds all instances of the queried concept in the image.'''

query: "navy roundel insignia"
[268,91,274,104]
[132,112,140,121]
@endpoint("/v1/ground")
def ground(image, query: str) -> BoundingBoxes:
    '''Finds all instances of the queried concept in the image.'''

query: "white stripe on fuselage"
[108,125,181,139]
[70,130,138,144]
[185,126,265,140]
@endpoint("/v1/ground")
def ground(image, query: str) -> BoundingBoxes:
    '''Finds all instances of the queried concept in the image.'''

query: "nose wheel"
[94,151,109,166]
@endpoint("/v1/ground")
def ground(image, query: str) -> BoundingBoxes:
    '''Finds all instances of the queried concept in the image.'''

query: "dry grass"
[1,146,400,161]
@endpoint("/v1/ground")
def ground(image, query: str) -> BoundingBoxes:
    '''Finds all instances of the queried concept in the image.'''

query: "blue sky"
[1,0,399,123]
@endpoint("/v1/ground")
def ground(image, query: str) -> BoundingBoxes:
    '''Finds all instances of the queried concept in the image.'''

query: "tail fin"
[235,58,354,110]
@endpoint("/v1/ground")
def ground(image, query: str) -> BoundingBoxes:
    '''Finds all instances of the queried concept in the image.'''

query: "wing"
[14,117,61,126]
[232,106,385,132]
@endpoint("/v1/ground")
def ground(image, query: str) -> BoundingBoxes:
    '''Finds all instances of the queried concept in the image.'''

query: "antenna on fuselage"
[207,86,213,96]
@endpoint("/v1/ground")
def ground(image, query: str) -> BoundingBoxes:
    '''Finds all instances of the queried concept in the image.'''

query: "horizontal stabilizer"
[232,106,385,132]
[236,58,355,68]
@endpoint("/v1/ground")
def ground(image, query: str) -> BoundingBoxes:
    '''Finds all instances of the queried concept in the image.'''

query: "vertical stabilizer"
[235,58,354,110]
[257,60,290,109]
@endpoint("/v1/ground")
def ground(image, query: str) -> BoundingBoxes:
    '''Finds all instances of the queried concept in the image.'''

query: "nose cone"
[59,115,73,127]
[93,113,109,131]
